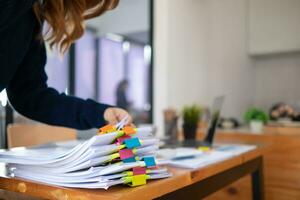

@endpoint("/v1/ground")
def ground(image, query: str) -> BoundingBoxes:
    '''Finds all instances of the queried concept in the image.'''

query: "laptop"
[163,96,225,148]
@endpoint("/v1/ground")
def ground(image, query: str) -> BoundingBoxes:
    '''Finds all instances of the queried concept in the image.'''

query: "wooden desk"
[198,131,300,200]
[0,147,265,200]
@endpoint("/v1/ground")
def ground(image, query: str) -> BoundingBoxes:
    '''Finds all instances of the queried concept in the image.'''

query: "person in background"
[116,80,130,111]
[0,0,132,130]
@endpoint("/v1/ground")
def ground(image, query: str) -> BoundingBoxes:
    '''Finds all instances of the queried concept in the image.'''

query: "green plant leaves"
[182,104,202,126]
[244,107,269,124]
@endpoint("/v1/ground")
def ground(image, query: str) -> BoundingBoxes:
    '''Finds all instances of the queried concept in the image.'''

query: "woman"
[0,0,132,129]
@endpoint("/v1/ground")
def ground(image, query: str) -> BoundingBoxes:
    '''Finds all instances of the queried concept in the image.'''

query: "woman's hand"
[104,107,133,125]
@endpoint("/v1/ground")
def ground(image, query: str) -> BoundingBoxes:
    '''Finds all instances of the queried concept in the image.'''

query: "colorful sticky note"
[124,138,141,149]
[123,157,137,163]
[143,156,156,167]
[119,149,134,160]
[125,171,134,176]
[117,144,126,150]
[110,153,120,161]
[99,124,116,134]
[133,167,146,175]
[198,146,211,152]
[131,174,147,187]
[123,126,136,135]
[116,135,131,145]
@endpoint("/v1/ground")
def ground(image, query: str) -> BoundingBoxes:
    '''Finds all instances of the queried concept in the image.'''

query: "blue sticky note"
[143,156,156,167]
[124,138,141,149]
[123,157,136,163]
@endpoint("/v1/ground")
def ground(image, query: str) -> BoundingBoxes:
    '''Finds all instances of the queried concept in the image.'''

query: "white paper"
[164,144,257,169]
[0,126,171,189]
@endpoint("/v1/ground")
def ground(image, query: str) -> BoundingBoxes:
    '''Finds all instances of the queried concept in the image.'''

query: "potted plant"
[182,105,202,139]
[244,108,269,133]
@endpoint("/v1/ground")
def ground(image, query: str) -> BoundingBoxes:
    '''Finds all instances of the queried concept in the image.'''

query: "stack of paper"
[0,123,172,189]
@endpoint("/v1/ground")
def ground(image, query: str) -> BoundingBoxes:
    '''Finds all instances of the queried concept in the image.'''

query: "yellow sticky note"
[125,171,133,176]
[110,153,120,160]
[131,175,147,187]
[198,146,211,152]
[118,144,126,150]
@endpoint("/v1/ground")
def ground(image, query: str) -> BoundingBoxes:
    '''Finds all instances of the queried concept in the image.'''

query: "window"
[75,30,97,99]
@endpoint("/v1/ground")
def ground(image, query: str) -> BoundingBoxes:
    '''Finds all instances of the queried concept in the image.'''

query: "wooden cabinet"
[248,0,300,55]
[197,131,300,200]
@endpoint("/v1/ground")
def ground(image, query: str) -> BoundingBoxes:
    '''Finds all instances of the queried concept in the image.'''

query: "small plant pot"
[183,124,197,139]
[250,120,263,133]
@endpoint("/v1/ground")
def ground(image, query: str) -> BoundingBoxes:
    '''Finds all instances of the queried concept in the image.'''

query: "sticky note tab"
[143,156,156,167]
[133,167,146,175]
[123,157,137,163]
[110,153,120,161]
[123,126,136,135]
[99,124,116,134]
[117,144,126,150]
[198,146,211,152]
[116,135,131,145]
[125,171,133,176]
[124,138,141,149]
[119,149,134,160]
[131,174,147,187]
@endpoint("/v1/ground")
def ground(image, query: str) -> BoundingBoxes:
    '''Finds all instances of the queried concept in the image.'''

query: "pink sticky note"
[119,149,134,160]
[133,167,146,175]
[116,135,131,145]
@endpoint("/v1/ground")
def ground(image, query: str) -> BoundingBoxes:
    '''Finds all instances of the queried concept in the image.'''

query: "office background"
[1,0,300,141]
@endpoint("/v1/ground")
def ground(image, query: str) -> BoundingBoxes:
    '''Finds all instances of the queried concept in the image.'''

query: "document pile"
[0,119,172,189]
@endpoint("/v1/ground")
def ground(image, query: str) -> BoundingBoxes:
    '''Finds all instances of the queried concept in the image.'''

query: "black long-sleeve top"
[0,1,111,130]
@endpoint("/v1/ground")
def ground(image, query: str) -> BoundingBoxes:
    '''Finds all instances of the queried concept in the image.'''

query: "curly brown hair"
[33,0,119,53]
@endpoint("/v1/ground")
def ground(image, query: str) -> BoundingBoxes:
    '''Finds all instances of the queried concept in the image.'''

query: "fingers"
[116,114,124,122]
[115,109,132,125]
[104,108,118,124]
[108,116,118,125]
[104,107,134,126]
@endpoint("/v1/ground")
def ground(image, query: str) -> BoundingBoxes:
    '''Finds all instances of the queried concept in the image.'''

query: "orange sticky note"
[99,124,116,134]
[123,126,136,135]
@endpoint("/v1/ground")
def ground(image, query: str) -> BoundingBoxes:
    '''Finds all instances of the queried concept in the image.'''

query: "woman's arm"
[6,38,112,130]
[0,0,36,31]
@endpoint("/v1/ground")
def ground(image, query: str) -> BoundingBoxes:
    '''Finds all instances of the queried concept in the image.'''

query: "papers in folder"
[0,125,172,189]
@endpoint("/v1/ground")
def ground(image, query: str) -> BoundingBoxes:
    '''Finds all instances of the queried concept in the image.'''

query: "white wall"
[153,0,170,137]
[254,53,300,110]
[154,0,256,135]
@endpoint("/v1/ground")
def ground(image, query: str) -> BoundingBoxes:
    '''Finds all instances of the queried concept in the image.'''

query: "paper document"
[0,124,172,189]
[159,144,257,169]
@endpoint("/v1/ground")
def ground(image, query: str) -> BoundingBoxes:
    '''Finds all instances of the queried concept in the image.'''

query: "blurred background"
[0,0,153,141]
[1,0,300,142]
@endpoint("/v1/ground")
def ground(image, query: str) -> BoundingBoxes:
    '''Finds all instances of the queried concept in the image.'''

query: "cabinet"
[248,0,300,55]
